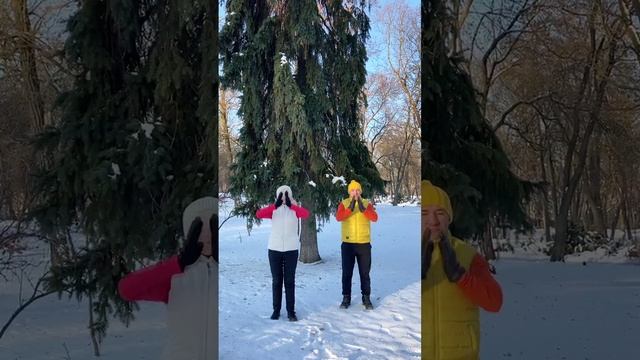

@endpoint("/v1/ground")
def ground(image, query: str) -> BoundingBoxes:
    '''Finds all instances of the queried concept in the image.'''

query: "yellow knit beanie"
[347,180,362,193]
[421,180,453,221]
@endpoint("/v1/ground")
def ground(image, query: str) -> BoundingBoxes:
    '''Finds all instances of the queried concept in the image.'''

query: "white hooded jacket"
[164,196,218,360]
[118,197,218,360]
[164,255,217,360]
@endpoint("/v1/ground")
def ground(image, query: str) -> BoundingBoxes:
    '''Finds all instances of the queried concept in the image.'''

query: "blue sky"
[218,0,420,76]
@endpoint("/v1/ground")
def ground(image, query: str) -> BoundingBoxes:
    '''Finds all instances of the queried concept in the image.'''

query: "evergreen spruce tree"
[31,0,217,342]
[220,0,383,263]
[422,0,534,244]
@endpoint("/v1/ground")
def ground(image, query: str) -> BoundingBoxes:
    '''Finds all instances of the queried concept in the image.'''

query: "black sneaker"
[270,311,280,320]
[287,312,298,322]
[362,295,373,310]
[340,295,351,309]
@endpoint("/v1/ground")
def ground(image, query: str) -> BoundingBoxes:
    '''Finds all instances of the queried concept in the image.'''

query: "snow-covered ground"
[218,201,421,359]
[482,259,640,359]
[2,209,639,359]
[0,237,168,360]
[495,228,639,264]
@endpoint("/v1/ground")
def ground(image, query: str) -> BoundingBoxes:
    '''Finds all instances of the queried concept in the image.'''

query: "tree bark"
[299,193,320,263]
[539,150,553,244]
[609,201,622,243]
[585,131,606,235]
[481,220,496,260]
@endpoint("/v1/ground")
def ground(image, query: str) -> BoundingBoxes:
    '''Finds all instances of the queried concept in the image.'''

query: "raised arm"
[256,204,276,219]
[118,255,182,304]
[290,204,310,219]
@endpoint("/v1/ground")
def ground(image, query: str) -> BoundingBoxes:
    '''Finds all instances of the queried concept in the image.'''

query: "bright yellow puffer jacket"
[340,198,371,244]
[422,236,480,360]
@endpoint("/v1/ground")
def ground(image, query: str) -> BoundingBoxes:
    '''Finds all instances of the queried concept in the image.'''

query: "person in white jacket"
[256,185,310,321]
[118,197,218,360]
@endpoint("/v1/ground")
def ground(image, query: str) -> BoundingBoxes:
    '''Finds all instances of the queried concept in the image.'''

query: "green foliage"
[220,0,382,229]
[30,0,217,341]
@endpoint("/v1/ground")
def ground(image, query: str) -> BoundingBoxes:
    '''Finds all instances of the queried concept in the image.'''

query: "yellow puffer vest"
[422,236,480,360]
[340,198,372,244]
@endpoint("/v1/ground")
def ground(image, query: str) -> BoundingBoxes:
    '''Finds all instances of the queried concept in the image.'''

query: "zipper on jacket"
[352,203,358,242]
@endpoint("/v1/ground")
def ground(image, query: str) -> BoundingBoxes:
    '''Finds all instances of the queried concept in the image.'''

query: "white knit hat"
[275,185,298,205]
[275,185,292,199]
[182,196,218,238]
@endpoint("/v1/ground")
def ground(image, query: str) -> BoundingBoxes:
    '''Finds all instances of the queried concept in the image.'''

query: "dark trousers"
[268,249,298,313]
[341,242,372,296]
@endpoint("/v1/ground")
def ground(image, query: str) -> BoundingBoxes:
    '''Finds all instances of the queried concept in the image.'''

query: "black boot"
[287,311,298,322]
[340,295,351,309]
[270,310,280,320]
[362,295,373,310]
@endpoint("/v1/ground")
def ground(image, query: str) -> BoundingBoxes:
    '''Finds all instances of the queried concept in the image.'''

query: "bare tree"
[456,0,640,262]
[363,72,396,158]
[377,0,420,204]
[219,87,240,193]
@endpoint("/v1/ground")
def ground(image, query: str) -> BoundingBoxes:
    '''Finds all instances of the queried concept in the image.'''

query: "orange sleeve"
[456,254,503,312]
[335,203,352,221]
[363,203,378,222]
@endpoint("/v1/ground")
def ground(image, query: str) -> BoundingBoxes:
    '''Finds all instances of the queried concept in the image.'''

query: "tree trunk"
[88,295,101,356]
[551,114,598,262]
[12,0,46,137]
[547,148,559,221]
[622,197,633,241]
[219,92,234,158]
[585,131,606,235]
[481,219,496,260]
[539,151,552,244]
[11,0,64,266]
[609,201,622,243]
[299,194,320,263]
[219,89,234,193]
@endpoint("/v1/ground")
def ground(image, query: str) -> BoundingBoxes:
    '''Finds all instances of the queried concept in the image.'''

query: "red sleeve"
[456,254,503,312]
[256,204,276,219]
[290,204,310,219]
[118,255,182,304]
[363,203,378,222]
[335,203,352,221]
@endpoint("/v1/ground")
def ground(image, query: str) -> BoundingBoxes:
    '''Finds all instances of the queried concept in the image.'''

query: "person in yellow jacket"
[335,180,378,310]
[422,180,503,360]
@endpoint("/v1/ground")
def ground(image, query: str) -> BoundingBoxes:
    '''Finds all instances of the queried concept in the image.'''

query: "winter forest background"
[425,0,640,263]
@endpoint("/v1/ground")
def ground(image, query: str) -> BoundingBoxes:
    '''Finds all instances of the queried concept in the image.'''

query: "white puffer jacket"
[258,185,310,252]
[164,255,217,360]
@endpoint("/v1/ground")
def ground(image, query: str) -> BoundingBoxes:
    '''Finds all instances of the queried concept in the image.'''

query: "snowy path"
[482,259,640,359]
[219,203,421,359]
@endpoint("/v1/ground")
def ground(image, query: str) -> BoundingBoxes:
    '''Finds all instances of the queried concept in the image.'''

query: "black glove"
[422,230,434,280]
[275,192,284,208]
[179,217,204,271]
[285,191,292,207]
[357,198,366,212]
[210,214,219,263]
[348,198,356,212]
[439,234,466,282]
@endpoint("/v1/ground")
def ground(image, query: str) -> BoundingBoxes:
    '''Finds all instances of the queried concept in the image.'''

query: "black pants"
[268,249,298,313]
[341,242,372,296]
